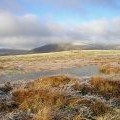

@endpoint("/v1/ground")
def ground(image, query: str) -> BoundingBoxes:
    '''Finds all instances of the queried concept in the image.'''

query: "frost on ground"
[0,75,119,120]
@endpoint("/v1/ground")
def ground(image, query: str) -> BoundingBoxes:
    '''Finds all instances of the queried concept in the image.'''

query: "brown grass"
[97,108,120,120]
[100,64,120,74]
[90,76,120,98]
[12,75,113,119]
[0,50,119,74]
[35,106,53,120]
[13,88,66,113]
[67,98,110,116]
[72,115,84,120]
[27,75,76,89]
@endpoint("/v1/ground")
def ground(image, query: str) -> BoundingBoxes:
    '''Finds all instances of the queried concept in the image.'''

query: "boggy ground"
[0,50,120,75]
[0,75,120,120]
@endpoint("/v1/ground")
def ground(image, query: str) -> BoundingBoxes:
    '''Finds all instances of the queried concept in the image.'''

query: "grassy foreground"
[11,75,119,120]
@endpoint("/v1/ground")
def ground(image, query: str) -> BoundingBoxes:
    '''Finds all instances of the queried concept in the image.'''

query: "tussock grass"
[12,75,112,119]
[13,88,66,113]
[90,76,120,98]
[27,75,77,89]
[12,76,74,118]
[67,97,110,116]
[100,64,120,74]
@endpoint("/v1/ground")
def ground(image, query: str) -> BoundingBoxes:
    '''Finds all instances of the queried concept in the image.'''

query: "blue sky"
[0,0,120,49]
[4,0,119,22]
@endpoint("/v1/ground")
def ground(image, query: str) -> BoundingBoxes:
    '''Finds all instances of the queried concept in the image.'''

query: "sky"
[0,0,120,49]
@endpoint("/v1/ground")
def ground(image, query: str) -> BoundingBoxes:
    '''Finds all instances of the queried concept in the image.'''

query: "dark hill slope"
[0,49,28,56]
[30,43,120,53]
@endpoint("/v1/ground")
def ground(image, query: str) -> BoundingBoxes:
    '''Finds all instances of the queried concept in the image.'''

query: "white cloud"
[0,11,120,49]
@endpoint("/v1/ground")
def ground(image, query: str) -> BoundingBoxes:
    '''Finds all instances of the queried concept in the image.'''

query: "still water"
[0,65,100,84]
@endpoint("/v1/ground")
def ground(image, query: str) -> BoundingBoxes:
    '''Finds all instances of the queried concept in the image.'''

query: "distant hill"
[0,43,120,56]
[29,43,83,53]
[29,43,120,53]
[0,49,28,56]
[82,43,120,50]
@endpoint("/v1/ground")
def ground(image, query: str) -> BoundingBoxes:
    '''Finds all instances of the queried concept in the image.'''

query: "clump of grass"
[13,88,66,113]
[90,76,120,98]
[100,64,120,74]
[27,75,77,89]
[35,106,53,120]
[67,98,110,116]
[91,100,110,116]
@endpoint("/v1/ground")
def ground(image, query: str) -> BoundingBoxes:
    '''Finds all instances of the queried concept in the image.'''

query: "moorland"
[0,50,120,120]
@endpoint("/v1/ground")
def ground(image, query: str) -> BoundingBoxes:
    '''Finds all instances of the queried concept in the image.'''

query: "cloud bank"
[0,0,120,49]
[0,11,120,49]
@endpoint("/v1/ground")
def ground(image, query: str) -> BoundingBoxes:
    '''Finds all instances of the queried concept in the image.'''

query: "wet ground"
[0,65,100,84]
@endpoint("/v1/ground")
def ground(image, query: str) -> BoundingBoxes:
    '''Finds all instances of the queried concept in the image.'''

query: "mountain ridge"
[0,43,120,56]
[0,49,28,56]
[30,43,120,53]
